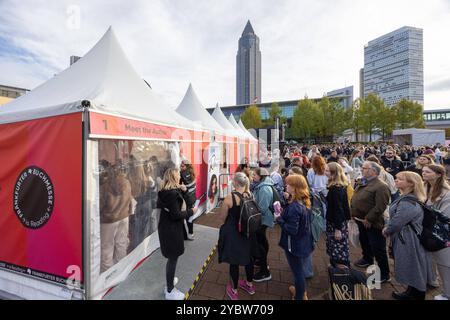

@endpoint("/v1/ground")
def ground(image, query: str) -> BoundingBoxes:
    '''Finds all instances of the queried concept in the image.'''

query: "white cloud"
[0,0,449,110]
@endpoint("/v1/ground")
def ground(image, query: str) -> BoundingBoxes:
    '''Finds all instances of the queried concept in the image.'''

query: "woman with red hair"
[307,156,328,193]
[275,174,314,300]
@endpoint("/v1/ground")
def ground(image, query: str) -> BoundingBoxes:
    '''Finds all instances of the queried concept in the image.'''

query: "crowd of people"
[155,141,449,300]
[214,142,450,300]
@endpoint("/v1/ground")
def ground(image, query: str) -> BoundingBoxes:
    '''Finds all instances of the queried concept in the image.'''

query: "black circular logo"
[13,166,55,229]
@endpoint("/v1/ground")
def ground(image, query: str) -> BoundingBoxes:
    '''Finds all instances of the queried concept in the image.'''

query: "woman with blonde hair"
[406,154,435,178]
[324,163,351,267]
[382,171,429,300]
[275,174,314,300]
[422,164,450,300]
[217,172,257,300]
[157,167,198,300]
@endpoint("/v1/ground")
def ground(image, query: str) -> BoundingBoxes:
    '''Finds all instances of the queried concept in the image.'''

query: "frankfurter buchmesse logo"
[13,166,55,229]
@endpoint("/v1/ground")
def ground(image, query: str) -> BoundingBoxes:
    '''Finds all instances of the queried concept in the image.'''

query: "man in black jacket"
[380,149,404,179]
[327,150,339,163]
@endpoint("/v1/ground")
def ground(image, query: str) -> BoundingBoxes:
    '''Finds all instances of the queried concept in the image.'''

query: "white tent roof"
[211,104,242,137]
[0,27,194,129]
[228,114,248,139]
[175,84,224,132]
[238,119,257,141]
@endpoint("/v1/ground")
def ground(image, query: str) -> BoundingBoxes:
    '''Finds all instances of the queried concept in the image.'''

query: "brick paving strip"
[189,208,441,300]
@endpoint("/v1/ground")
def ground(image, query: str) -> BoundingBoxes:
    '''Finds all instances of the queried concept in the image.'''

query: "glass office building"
[207,97,345,122]
[364,26,424,107]
[423,109,450,122]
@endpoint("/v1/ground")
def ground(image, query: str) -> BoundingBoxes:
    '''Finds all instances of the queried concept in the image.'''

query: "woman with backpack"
[324,162,351,267]
[382,171,429,300]
[157,168,198,300]
[252,167,275,282]
[422,164,450,300]
[275,174,314,300]
[217,172,257,300]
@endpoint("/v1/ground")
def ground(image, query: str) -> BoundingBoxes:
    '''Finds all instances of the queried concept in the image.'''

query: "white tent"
[0,27,194,129]
[228,113,249,139]
[175,84,224,133]
[211,104,242,137]
[393,128,445,146]
[0,27,211,301]
[238,119,257,141]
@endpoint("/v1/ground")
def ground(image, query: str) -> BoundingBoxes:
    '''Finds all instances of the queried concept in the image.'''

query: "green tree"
[376,102,397,141]
[291,97,321,139]
[267,102,282,126]
[241,104,262,129]
[319,97,347,138]
[348,99,364,142]
[394,99,426,129]
[359,93,381,142]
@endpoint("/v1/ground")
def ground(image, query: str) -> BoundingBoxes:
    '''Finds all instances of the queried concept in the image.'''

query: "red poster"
[0,113,83,285]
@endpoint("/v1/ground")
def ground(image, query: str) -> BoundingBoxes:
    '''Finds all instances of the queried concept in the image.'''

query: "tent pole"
[82,106,91,300]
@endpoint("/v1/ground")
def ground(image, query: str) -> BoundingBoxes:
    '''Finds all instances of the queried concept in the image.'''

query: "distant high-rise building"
[359,68,364,99]
[327,86,354,109]
[364,26,424,107]
[236,20,261,105]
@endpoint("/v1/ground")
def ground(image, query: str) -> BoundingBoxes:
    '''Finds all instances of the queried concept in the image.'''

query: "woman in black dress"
[217,172,256,300]
[324,162,351,267]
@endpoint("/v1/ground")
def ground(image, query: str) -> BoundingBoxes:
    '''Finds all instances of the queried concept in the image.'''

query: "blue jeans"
[284,250,306,300]
[301,254,314,278]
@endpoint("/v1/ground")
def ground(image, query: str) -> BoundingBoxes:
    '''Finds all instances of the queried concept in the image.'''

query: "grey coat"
[427,190,450,267]
[386,194,429,291]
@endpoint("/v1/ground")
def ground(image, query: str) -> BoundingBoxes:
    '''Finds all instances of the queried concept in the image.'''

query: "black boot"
[392,287,413,300]
[409,287,426,300]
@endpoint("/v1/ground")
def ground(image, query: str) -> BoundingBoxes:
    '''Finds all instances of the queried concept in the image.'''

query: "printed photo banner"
[89,112,210,142]
[0,113,83,285]
[206,143,221,213]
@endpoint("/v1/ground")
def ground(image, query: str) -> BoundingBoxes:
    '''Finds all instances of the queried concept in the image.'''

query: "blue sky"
[0,0,449,109]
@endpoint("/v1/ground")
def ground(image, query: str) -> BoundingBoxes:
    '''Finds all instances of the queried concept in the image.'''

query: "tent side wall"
[0,113,84,299]
[87,111,213,299]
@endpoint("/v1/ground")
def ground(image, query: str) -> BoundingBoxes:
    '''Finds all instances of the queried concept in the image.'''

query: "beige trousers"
[100,217,129,273]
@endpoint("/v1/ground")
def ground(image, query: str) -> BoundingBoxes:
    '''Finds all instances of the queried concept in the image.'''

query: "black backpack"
[233,192,262,239]
[269,185,283,213]
[401,199,450,252]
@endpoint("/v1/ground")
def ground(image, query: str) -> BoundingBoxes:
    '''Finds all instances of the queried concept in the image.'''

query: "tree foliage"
[241,104,262,129]
[394,99,426,129]
[267,102,282,126]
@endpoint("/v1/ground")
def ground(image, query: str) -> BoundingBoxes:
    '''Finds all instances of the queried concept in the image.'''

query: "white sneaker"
[187,233,195,240]
[164,277,179,292]
[434,294,449,301]
[165,287,185,300]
